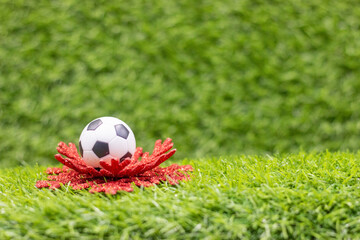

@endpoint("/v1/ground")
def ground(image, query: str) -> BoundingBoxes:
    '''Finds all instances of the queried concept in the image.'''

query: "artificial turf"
[2,0,360,167]
[1,152,360,239]
[2,1,360,238]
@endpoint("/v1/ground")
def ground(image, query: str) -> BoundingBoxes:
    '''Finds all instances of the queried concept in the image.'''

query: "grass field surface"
[1,0,360,167]
[2,0,360,238]
[1,152,360,239]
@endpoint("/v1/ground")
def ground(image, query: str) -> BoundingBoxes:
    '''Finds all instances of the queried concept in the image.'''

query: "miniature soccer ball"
[79,117,136,168]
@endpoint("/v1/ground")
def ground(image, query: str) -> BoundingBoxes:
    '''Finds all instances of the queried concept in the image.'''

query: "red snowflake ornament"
[36,138,193,194]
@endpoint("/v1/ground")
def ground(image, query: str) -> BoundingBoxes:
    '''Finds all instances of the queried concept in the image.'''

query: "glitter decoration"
[36,138,193,194]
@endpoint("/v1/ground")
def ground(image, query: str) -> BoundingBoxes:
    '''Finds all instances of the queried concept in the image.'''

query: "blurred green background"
[1,0,360,167]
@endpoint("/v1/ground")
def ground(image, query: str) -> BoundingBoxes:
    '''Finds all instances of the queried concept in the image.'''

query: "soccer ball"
[79,117,136,168]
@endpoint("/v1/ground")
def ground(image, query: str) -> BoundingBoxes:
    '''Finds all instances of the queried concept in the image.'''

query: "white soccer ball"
[79,117,136,168]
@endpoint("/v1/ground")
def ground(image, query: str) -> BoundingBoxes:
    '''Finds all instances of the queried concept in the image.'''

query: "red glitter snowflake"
[36,138,193,194]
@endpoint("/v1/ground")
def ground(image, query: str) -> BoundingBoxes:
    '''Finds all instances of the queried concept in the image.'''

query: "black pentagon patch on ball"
[87,119,103,131]
[120,152,132,161]
[115,124,129,139]
[79,141,83,157]
[92,141,109,158]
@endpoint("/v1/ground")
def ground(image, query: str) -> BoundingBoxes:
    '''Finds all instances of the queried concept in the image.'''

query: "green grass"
[2,0,360,167]
[1,152,360,239]
[2,1,360,238]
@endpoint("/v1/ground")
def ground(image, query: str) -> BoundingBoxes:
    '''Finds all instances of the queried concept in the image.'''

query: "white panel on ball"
[95,123,117,143]
[83,150,102,168]
[80,131,97,151]
[109,137,128,159]
[127,132,136,154]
